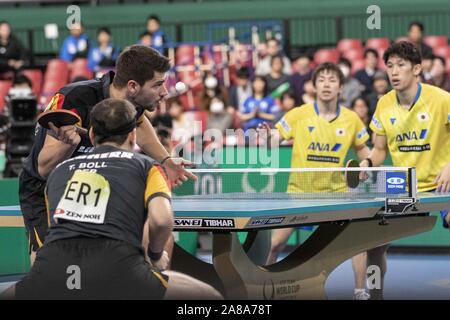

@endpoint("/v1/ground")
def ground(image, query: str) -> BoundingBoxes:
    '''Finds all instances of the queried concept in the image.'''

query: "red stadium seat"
[314,48,340,64]
[433,46,450,59]
[176,45,197,66]
[342,48,364,61]
[446,57,450,74]
[365,38,390,51]
[337,39,363,53]
[351,59,365,75]
[22,69,43,97]
[0,80,12,113]
[70,58,93,82]
[424,36,448,49]
[45,59,69,82]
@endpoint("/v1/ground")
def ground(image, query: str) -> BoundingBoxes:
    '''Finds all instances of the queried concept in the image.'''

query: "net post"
[408,167,417,198]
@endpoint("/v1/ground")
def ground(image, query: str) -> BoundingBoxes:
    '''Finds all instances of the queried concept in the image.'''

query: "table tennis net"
[174,167,415,200]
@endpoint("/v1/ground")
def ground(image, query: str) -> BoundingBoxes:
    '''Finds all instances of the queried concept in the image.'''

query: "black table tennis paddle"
[345,159,360,188]
[37,109,81,130]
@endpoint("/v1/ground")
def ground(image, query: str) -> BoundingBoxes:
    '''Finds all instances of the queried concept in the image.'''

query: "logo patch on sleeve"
[279,117,291,133]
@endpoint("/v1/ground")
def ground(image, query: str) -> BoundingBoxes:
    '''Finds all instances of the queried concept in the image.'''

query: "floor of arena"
[3,253,448,300]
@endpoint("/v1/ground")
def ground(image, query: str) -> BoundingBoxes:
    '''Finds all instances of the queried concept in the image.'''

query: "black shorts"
[15,238,169,300]
[18,170,48,253]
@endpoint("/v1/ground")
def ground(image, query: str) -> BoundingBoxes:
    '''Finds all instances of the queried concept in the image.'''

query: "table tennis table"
[170,192,450,300]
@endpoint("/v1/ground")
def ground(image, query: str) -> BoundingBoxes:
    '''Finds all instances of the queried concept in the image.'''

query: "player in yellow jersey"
[359,42,450,300]
[260,62,372,299]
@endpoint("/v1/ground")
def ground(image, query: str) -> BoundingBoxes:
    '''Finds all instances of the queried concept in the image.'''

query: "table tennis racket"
[345,159,360,188]
[37,109,81,130]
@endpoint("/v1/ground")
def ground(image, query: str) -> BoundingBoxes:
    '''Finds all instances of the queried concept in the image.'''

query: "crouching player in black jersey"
[4,98,222,300]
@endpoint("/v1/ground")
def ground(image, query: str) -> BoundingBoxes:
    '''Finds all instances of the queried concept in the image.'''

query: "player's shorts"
[18,170,48,253]
[15,238,169,300]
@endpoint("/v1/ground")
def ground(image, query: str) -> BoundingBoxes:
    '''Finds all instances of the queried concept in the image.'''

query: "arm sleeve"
[353,115,370,146]
[445,92,450,125]
[274,108,298,140]
[369,102,386,136]
[144,165,172,208]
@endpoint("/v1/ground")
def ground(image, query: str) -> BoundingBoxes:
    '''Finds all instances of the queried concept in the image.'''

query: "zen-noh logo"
[386,172,407,194]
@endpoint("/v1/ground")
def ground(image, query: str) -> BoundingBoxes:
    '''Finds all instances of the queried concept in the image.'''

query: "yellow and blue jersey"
[275,102,369,193]
[370,83,450,192]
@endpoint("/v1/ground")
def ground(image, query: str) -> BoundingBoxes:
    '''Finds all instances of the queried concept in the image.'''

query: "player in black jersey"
[5,98,221,300]
[19,45,195,261]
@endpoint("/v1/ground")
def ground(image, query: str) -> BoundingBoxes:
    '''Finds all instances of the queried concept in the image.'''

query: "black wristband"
[160,156,171,165]
[364,158,373,167]
[147,247,163,261]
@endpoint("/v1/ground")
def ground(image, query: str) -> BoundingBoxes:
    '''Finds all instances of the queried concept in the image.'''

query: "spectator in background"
[206,96,234,133]
[238,76,279,131]
[300,79,315,104]
[229,67,252,113]
[366,71,390,116]
[351,97,372,139]
[138,31,153,47]
[427,56,450,92]
[338,58,363,107]
[146,15,166,54]
[200,73,229,112]
[256,38,292,76]
[264,54,291,95]
[59,22,90,62]
[168,98,192,143]
[274,90,297,123]
[0,21,27,76]
[88,27,121,76]
[354,49,379,96]
[407,21,433,58]
[199,73,233,133]
[420,52,434,82]
[290,54,313,103]
[11,73,32,91]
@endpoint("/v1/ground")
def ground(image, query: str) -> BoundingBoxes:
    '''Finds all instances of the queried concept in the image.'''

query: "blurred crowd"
[1,18,449,151]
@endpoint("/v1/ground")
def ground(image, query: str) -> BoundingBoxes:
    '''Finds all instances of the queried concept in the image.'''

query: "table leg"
[212,215,436,299]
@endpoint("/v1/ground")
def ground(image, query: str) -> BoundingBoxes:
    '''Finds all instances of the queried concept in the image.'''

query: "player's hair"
[13,74,32,88]
[338,57,352,68]
[90,98,137,145]
[280,90,297,104]
[364,48,379,59]
[97,27,111,36]
[113,45,170,88]
[252,75,269,96]
[434,55,446,67]
[408,21,424,32]
[147,15,161,24]
[236,67,250,79]
[270,54,284,67]
[383,41,422,65]
[312,62,345,86]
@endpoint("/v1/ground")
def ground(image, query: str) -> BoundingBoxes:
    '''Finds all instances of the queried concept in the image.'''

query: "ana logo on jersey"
[308,142,342,152]
[417,112,430,122]
[395,129,428,142]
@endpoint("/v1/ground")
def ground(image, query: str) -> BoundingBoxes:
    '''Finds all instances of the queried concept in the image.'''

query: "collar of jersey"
[313,101,341,123]
[102,71,115,99]
[395,82,422,111]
